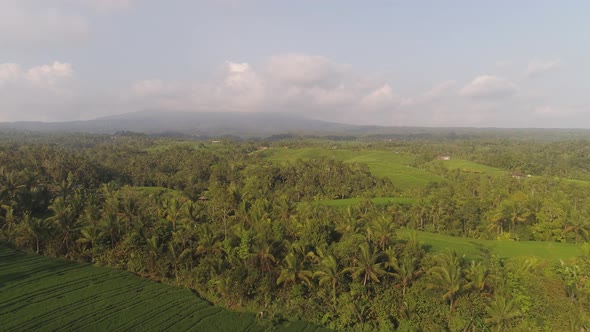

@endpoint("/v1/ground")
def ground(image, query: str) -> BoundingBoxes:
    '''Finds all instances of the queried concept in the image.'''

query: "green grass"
[437,159,507,176]
[397,229,583,261]
[262,148,441,191]
[0,246,330,332]
[316,196,418,208]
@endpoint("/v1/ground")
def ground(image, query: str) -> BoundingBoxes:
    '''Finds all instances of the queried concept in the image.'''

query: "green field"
[316,196,418,207]
[0,246,329,332]
[262,148,441,191]
[398,229,583,261]
[437,159,507,176]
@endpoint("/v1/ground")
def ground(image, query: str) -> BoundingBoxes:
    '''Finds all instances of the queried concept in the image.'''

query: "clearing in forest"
[435,158,507,176]
[262,148,441,191]
[398,229,583,261]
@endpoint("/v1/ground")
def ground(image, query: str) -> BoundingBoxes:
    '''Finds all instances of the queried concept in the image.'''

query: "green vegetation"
[436,158,507,176]
[0,246,327,332]
[317,197,417,208]
[262,148,440,191]
[398,229,582,261]
[2,133,590,330]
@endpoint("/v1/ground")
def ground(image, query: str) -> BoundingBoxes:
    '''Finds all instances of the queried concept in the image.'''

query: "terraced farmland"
[0,246,330,332]
[397,229,583,261]
[262,148,441,190]
[436,158,507,176]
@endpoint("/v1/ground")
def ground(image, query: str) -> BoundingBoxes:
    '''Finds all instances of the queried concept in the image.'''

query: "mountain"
[3,110,590,140]
[0,111,355,137]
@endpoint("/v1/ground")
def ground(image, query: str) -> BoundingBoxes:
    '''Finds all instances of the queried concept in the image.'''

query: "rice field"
[397,229,583,261]
[316,196,418,208]
[0,246,330,332]
[262,148,441,191]
[436,158,507,176]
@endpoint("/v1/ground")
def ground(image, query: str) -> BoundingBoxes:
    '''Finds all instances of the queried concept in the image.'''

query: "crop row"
[1,246,329,331]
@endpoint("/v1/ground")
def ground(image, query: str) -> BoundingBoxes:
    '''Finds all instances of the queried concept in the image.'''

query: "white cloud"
[459,75,517,99]
[360,84,405,111]
[0,61,74,89]
[124,54,407,118]
[526,59,561,78]
[0,1,89,49]
[532,105,581,118]
[4,54,577,128]
[265,53,343,88]
[0,63,22,84]
[217,61,266,109]
[25,62,74,89]
[0,61,76,121]
[423,80,457,100]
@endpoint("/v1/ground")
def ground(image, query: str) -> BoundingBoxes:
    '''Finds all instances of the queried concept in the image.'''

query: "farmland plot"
[0,246,330,332]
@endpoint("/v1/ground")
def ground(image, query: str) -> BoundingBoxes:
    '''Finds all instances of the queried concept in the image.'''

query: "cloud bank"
[0,54,582,127]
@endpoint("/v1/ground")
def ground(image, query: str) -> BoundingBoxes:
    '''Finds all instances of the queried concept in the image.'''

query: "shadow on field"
[0,247,85,288]
[0,272,33,290]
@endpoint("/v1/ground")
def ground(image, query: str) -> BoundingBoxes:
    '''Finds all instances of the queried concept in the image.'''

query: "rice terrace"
[0,245,328,332]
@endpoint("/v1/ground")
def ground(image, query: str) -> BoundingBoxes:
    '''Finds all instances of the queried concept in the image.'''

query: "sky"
[0,0,589,127]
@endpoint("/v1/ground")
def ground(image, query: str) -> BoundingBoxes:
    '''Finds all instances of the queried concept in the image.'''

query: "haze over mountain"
[0,110,355,136]
[3,110,590,141]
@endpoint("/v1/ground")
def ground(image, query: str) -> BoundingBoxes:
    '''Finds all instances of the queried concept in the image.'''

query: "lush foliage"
[1,133,590,330]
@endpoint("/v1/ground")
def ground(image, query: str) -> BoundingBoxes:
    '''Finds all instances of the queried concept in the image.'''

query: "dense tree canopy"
[1,133,590,330]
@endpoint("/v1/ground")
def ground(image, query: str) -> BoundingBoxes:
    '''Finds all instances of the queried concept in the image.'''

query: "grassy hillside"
[398,229,582,261]
[262,148,441,191]
[0,246,329,332]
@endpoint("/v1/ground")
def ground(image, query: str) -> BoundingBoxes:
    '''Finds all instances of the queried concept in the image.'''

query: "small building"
[511,171,526,179]
[437,155,451,161]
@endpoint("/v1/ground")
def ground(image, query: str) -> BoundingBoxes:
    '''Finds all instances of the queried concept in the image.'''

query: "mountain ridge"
[0,110,357,136]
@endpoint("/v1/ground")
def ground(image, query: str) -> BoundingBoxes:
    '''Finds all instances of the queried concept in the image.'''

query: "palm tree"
[464,260,493,292]
[428,249,465,312]
[76,225,101,252]
[485,294,522,331]
[46,196,79,253]
[343,242,387,287]
[335,206,364,235]
[277,252,313,287]
[392,253,421,297]
[313,252,342,303]
[195,223,222,256]
[15,213,50,254]
[491,194,530,239]
[251,235,277,274]
[162,197,189,232]
[168,241,192,282]
[0,206,17,239]
[367,214,396,251]
[565,211,590,243]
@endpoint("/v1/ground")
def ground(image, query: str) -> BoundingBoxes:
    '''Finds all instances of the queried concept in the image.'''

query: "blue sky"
[0,0,588,127]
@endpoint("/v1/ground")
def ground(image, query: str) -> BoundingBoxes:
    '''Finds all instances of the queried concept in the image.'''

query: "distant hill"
[3,110,590,140]
[0,111,356,137]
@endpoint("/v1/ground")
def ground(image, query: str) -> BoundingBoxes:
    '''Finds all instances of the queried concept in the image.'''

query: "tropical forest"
[2,130,590,331]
